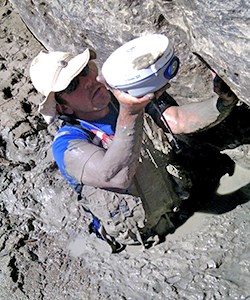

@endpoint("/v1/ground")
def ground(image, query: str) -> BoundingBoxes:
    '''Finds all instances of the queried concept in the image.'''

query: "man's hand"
[211,71,238,106]
[93,75,150,189]
[111,88,154,114]
[97,74,154,114]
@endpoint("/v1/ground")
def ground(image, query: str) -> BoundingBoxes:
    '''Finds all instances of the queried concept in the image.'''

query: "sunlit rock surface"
[10,0,250,106]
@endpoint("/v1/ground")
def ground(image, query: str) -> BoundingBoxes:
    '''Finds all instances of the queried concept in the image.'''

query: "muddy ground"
[0,2,250,300]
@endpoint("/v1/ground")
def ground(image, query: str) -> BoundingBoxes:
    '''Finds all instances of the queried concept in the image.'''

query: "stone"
[9,0,250,106]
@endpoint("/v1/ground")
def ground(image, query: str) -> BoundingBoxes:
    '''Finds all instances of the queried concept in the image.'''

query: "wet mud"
[0,3,250,300]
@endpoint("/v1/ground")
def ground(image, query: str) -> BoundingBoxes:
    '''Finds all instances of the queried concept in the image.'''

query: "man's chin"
[93,104,110,112]
[93,89,111,110]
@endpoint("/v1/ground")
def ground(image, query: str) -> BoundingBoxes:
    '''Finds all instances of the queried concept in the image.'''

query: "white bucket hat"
[29,49,91,124]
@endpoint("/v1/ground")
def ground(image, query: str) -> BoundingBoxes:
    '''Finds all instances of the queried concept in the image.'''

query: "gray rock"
[9,0,250,106]
[175,0,250,106]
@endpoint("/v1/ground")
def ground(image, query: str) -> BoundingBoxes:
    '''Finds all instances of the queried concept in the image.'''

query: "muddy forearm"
[65,110,144,190]
[100,109,144,188]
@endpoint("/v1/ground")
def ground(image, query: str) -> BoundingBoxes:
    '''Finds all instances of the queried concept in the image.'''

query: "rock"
[176,0,250,106]
[9,0,250,106]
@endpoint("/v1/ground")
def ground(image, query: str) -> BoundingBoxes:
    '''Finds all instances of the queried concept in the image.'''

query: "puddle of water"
[165,212,209,243]
[67,234,87,257]
[67,234,110,257]
[217,164,250,195]
[166,164,250,242]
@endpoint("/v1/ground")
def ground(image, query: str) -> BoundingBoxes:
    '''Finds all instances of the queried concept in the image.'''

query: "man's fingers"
[142,93,155,101]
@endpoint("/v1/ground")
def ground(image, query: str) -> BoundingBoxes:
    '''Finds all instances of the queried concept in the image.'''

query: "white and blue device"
[102,34,179,97]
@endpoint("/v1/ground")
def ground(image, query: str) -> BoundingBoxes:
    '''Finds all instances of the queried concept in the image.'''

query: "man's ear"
[88,60,98,74]
[56,103,74,115]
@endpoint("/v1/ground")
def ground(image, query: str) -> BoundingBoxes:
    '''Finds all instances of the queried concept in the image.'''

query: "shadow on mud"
[172,104,250,228]
[172,147,250,231]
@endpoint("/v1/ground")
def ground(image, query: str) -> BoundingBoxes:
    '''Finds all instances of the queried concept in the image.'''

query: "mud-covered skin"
[64,112,145,190]
[57,64,153,190]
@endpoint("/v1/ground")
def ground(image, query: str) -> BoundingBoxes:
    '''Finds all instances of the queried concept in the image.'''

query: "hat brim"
[39,49,91,124]
[38,92,57,124]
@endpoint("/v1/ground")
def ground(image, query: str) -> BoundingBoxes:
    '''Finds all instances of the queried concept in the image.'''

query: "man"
[30,48,238,251]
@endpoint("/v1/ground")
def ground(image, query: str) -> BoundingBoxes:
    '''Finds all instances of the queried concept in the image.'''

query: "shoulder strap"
[59,115,114,149]
[59,114,95,138]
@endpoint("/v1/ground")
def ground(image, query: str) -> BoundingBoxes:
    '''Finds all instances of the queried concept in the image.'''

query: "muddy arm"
[64,92,153,190]
[162,75,238,135]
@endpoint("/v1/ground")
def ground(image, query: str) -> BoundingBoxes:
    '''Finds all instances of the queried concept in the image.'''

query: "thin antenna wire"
[151,102,181,152]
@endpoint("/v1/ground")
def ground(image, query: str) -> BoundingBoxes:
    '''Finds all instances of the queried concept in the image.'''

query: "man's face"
[58,63,111,117]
